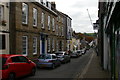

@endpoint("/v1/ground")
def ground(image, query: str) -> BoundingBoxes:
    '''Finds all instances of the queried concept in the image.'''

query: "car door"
[11,56,24,77]
[18,56,31,75]
[64,53,68,62]
[52,55,60,66]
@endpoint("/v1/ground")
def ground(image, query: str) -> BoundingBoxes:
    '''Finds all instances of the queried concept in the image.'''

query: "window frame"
[56,25,58,35]
[47,38,50,52]
[41,12,45,29]
[52,38,54,51]
[56,40,59,51]
[52,18,55,31]
[33,37,37,55]
[33,8,38,27]
[62,27,64,36]
[62,17,64,23]
[0,5,4,25]
[22,3,28,24]
[48,15,50,30]
[22,36,28,56]
[62,40,64,51]
[59,26,61,36]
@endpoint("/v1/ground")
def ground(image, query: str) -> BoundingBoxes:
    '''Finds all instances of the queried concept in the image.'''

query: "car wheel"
[69,59,71,62]
[52,64,55,69]
[8,73,15,80]
[63,60,66,64]
[31,68,36,76]
[59,62,61,66]
[37,66,40,69]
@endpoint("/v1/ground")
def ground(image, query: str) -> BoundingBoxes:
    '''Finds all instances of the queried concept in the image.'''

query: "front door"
[41,35,45,55]
[42,39,45,54]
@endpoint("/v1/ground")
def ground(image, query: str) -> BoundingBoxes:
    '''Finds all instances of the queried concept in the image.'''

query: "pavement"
[77,49,110,80]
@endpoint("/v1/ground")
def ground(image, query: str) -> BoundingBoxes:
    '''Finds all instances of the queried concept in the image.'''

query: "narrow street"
[1,0,120,79]
[21,49,94,80]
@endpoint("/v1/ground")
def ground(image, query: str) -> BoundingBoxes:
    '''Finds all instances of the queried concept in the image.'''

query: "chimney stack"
[51,2,56,9]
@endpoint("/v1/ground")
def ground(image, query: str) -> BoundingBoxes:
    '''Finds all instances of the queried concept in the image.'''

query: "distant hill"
[75,32,95,43]
[84,33,96,36]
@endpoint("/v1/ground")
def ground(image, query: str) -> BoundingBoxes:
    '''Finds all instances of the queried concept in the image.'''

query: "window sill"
[33,26,37,28]
[22,54,28,57]
[41,27,45,30]
[22,23,28,26]
[33,53,37,56]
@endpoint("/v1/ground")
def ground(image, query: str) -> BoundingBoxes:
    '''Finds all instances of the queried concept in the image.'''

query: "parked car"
[54,51,71,63]
[70,51,79,58]
[76,50,82,56]
[0,54,36,80]
[81,48,86,54]
[35,54,61,69]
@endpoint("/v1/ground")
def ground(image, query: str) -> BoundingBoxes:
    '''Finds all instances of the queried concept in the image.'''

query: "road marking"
[77,50,95,79]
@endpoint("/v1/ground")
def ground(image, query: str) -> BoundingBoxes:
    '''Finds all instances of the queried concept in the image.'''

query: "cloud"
[48,0,98,33]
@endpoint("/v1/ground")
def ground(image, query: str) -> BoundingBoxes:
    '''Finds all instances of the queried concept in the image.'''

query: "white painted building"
[0,2,9,54]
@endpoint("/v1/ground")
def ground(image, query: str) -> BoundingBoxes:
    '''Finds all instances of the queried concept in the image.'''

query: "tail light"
[2,64,9,70]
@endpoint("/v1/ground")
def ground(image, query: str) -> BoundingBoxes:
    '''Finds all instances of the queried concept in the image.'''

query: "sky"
[48,0,98,33]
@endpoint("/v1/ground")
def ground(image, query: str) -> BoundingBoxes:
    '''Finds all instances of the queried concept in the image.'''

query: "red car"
[0,54,36,80]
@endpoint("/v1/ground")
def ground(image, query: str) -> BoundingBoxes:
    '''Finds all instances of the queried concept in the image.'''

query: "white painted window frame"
[41,12,45,29]
[33,37,37,55]
[33,8,37,27]
[52,18,55,31]
[52,38,54,51]
[22,36,28,56]
[22,3,28,24]
[56,25,58,35]
[48,15,50,30]
[0,5,4,25]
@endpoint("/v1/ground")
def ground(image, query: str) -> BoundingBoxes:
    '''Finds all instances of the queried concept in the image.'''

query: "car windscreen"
[77,51,81,53]
[38,55,45,59]
[55,53,63,55]
[45,55,51,59]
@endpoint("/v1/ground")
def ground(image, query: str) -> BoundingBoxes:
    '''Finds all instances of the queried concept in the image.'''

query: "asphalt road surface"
[20,49,94,80]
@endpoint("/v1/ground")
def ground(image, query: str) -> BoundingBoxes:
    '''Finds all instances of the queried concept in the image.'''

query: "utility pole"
[87,9,93,27]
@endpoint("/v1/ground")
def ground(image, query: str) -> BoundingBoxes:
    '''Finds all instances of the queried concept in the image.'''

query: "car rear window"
[1,57,7,65]
[0,57,7,69]
[38,55,52,59]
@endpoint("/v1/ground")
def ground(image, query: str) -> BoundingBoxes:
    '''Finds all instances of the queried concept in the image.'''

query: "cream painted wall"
[0,2,9,54]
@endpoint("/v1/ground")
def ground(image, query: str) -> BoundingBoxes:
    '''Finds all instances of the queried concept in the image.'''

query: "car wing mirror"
[27,60,31,63]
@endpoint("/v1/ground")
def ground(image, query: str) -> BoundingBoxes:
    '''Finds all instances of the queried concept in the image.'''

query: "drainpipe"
[111,25,115,80]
